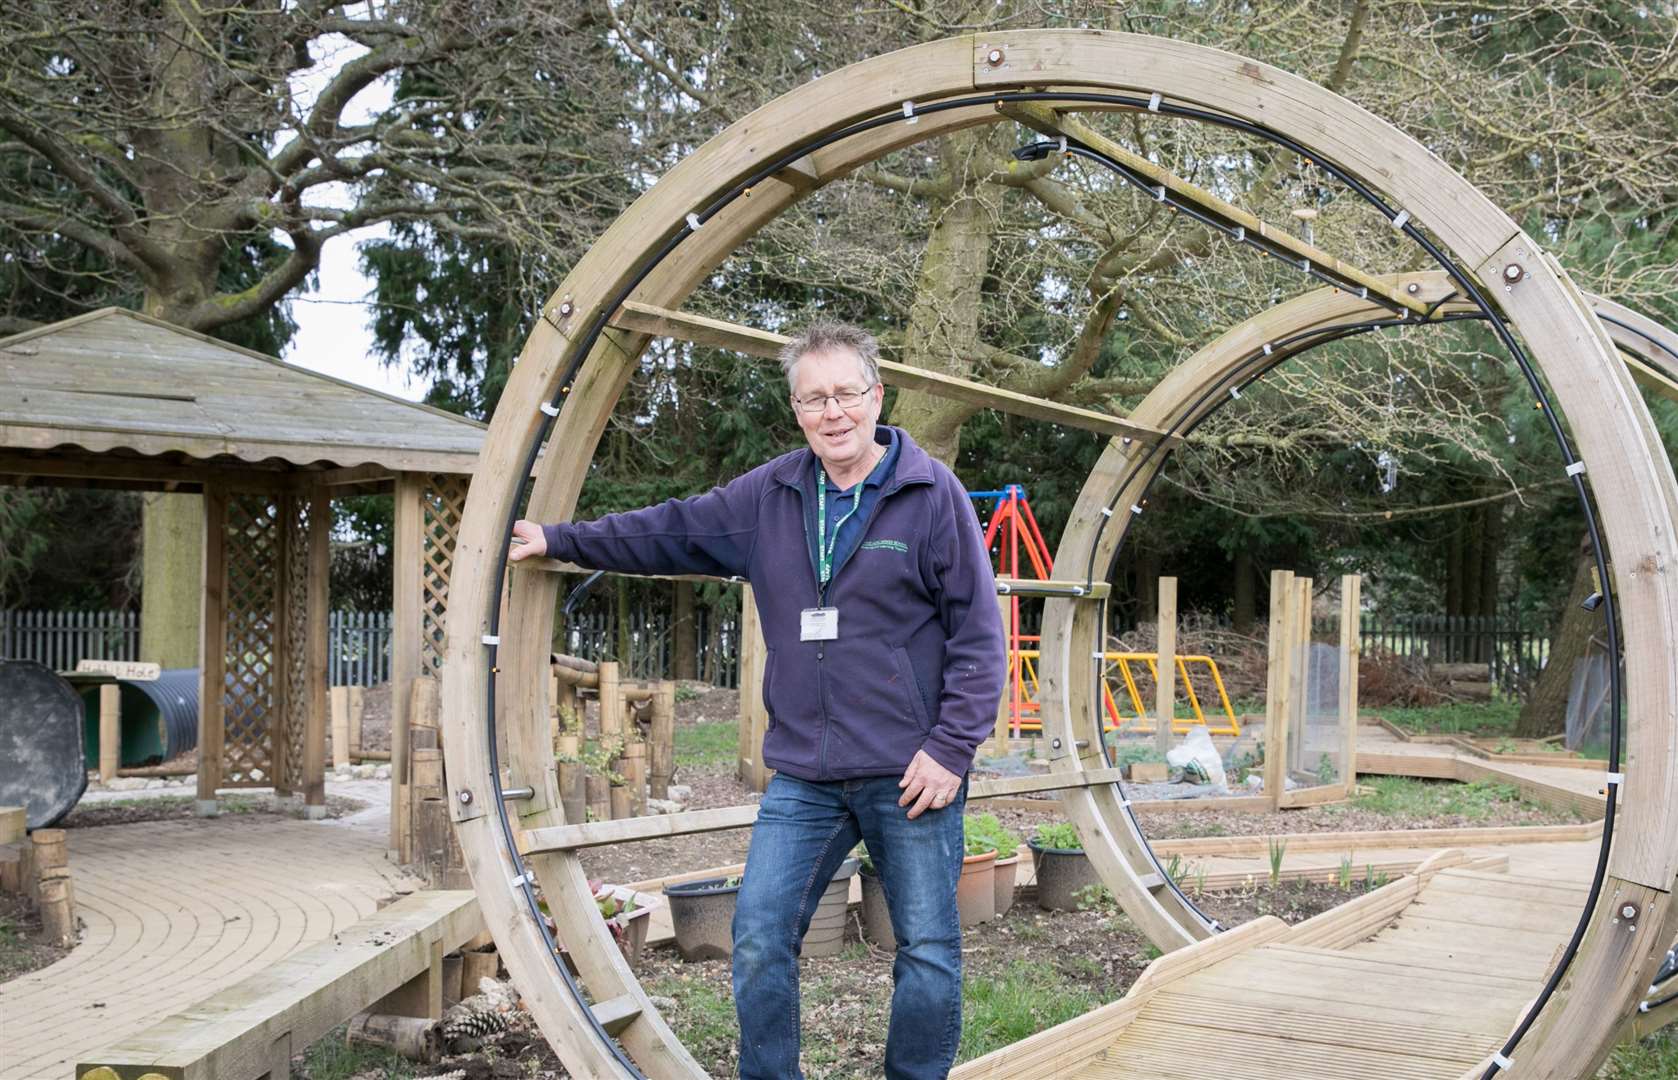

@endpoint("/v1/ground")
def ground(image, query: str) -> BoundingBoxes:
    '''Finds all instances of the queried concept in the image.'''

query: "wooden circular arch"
[440,31,1678,1079]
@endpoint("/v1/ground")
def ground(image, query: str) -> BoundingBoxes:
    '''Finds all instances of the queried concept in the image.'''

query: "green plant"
[1104,740,1169,770]
[674,683,701,703]
[963,813,1020,859]
[674,719,737,769]
[722,875,742,888]
[853,841,874,874]
[957,959,1104,1062]
[1072,883,1114,911]
[1164,854,1183,881]
[1337,855,1354,890]
[1316,753,1337,785]
[1266,836,1288,888]
[1496,736,1517,755]
[300,1022,417,1080]
[1033,821,1082,851]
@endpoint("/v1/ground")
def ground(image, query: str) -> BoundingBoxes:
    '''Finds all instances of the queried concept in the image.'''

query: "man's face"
[791,347,883,473]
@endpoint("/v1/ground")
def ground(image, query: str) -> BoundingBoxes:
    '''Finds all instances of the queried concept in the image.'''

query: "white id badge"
[800,607,839,641]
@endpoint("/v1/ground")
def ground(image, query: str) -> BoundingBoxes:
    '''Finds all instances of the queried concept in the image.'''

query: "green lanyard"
[816,469,866,590]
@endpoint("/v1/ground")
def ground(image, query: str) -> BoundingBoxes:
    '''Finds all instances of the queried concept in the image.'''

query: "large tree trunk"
[138,493,202,668]
[887,129,993,466]
[1516,535,1599,738]
[1232,547,1256,635]
[672,580,697,680]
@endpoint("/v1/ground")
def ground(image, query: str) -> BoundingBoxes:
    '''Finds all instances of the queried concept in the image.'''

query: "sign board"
[75,659,162,682]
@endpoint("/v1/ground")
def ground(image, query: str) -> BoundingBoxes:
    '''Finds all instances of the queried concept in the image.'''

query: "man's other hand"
[509,520,548,562]
[898,750,961,820]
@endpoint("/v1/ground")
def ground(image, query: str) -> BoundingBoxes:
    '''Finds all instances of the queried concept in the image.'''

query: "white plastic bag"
[1166,726,1228,792]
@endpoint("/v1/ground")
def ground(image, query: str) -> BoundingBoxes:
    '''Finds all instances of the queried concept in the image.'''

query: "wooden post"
[622,738,648,816]
[1155,576,1177,755]
[408,676,442,863]
[558,757,587,825]
[348,685,365,760]
[38,869,74,947]
[1263,569,1293,810]
[375,936,445,1020]
[196,485,227,817]
[303,487,332,818]
[1288,576,1312,776]
[586,772,610,823]
[737,585,770,792]
[98,683,121,783]
[1339,573,1362,795]
[331,686,351,769]
[650,682,675,800]
[31,829,68,912]
[994,593,1013,749]
[608,779,633,821]
[390,472,424,859]
[598,661,623,740]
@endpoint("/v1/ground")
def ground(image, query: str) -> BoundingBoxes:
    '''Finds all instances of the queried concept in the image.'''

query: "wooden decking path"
[1067,861,1589,1079]
[0,790,422,1080]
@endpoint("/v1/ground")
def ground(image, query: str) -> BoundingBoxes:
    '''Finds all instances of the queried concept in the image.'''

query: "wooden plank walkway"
[1068,863,1589,1079]
[0,793,422,1080]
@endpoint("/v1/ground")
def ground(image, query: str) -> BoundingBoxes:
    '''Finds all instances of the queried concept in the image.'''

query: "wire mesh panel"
[421,475,469,673]
[221,494,278,786]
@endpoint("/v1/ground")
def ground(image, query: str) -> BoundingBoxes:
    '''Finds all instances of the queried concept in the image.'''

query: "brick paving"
[0,787,421,1080]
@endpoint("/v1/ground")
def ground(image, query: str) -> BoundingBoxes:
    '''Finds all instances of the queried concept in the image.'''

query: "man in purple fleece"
[509,321,1004,1079]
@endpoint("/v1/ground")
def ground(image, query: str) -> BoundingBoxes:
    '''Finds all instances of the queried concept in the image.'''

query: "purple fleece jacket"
[542,427,1004,781]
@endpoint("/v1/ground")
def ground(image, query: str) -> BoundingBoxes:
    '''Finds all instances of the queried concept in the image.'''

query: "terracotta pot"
[1028,839,1101,911]
[992,854,1020,917]
[664,876,741,962]
[859,866,895,953]
[957,849,997,927]
[800,857,861,957]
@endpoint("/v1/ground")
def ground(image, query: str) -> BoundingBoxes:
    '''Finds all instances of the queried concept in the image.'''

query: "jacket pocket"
[891,645,932,735]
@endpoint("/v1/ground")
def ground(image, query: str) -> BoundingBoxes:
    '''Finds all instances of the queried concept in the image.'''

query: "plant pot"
[859,866,896,953]
[1028,839,1101,911]
[801,856,861,958]
[593,885,660,966]
[992,854,1019,917]
[664,876,742,962]
[957,849,997,927]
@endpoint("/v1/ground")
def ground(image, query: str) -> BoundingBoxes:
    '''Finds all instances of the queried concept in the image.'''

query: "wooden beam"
[519,556,1107,599]
[1263,569,1292,811]
[518,766,1131,854]
[609,301,1176,444]
[1155,576,1177,756]
[196,484,227,816]
[1339,573,1362,794]
[390,472,423,859]
[997,102,1433,318]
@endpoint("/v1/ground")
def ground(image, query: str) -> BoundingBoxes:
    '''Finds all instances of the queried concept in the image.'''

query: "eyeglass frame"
[790,381,879,414]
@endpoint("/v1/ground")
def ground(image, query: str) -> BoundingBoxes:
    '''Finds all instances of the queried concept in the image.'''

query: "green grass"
[1380,700,1521,736]
[297,1023,415,1080]
[674,719,739,769]
[1351,775,1564,821]
[644,973,740,1065]
[957,959,1106,1063]
[1603,1030,1678,1077]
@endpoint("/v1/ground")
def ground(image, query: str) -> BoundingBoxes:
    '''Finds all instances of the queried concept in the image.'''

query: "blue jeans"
[732,773,966,1080]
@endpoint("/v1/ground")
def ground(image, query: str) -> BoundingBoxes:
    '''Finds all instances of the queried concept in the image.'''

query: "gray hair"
[777,321,881,390]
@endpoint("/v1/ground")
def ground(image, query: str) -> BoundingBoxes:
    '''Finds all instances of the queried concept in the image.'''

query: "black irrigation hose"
[475,88,1631,1078]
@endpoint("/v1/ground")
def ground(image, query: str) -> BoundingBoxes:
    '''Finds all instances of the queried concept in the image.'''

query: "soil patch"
[61,793,366,828]
[353,880,1370,1080]
[0,890,72,985]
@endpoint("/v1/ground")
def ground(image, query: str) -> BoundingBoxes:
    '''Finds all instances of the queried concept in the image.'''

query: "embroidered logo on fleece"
[861,539,909,554]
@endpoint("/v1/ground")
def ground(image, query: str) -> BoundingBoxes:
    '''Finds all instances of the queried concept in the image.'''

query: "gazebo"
[1,307,480,856]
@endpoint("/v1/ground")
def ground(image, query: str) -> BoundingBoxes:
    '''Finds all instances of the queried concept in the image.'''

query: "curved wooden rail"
[439,31,1678,1080]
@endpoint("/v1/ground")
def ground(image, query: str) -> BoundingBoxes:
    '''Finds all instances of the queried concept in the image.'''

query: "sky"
[279,28,422,404]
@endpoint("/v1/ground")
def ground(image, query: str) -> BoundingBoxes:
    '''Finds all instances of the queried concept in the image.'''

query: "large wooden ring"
[442,32,1678,1078]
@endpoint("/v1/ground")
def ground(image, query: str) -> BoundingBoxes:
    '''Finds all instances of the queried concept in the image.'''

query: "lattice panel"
[422,475,469,672]
[280,493,313,793]
[222,495,278,785]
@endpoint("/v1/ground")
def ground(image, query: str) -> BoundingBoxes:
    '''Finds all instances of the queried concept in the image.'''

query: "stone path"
[0,783,421,1080]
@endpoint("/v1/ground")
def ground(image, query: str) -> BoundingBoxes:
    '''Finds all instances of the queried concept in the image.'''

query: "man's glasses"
[792,384,876,414]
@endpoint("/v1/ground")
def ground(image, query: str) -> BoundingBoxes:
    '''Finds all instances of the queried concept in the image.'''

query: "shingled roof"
[0,307,485,477]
